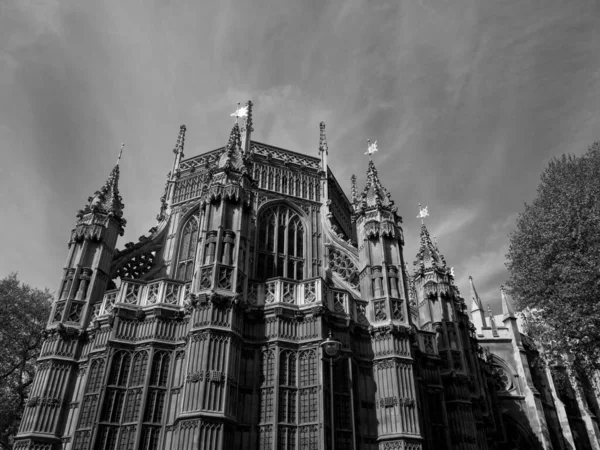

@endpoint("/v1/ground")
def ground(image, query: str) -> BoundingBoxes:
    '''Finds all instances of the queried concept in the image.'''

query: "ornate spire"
[78,161,126,231]
[319,121,328,154]
[217,122,250,175]
[238,100,254,155]
[226,122,242,156]
[117,143,124,165]
[351,174,357,205]
[169,125,187,182]
[245,100,254,133]
[413,222,447,273]
[501,286,516,319]
[356,159,396,214]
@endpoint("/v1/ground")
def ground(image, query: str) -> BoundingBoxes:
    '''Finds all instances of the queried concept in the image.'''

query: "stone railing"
[246,277,356,318]
[100,280,190,314]
[100,277,359,322]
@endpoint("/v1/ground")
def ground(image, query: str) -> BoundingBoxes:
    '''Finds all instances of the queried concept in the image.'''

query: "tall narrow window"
[77,359,105,430]
[279,350,297,426]
[101,351,131,427]
[298,349,318,426]
[144,351,171,423]
[256,205,305,281]
[176,214,199,281]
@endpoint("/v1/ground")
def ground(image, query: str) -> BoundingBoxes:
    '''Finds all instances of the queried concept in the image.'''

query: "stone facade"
[15,106,600,449]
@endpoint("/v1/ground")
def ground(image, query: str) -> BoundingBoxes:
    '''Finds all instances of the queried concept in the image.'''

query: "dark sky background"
[2,0,600,312]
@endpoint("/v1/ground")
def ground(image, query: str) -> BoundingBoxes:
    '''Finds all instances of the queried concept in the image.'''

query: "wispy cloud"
[429,207,479,241]
[1,0,600,302]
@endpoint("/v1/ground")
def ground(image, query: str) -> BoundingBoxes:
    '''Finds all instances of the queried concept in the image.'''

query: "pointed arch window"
[176,215,199,281]
[145,351,171,425]
[257,205,305,280]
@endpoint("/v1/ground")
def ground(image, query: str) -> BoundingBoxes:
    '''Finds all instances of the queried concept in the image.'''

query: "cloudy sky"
[2,0,600,312]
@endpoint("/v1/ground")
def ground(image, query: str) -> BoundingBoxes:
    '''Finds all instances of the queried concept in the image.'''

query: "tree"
[506,142,600,375]
[0,273,52,450]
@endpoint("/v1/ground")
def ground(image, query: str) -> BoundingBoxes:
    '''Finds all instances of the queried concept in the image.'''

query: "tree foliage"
[0,273,52,450]
[506,142,600,374]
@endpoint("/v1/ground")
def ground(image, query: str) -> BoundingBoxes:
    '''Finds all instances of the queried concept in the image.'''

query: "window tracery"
[491,357,516,393]
[327,248,359,290]
[279,350,297,426]
[492,365,514,392]
[257,205,306,280]
[298,349,318,427]
[176,214,199,281]
[77,359,105,431]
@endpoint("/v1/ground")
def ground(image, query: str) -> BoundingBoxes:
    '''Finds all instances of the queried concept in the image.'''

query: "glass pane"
[296,225,303,257]
[266,255,275,279]
[179,229,190,260]
[188,226,198,259]
[296,260,304,281]
[267,216,275,252]
[258,218,267,250]
[288,222,295,256]
[257,254,266,280]
[278,224,285,254]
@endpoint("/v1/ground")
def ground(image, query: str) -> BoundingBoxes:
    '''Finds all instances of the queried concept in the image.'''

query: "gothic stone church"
[15,103,600,450]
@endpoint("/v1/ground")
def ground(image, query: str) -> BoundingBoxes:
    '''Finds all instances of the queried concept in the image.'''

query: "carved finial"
[417,204,429,224]
[319,122,328,154]
[245,100,254,133]
[351,174,357,204]
[116,143,124,165]
[174,125,186,156]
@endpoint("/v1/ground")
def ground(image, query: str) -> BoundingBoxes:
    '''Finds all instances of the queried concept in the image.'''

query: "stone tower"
[352,158,422,449]
[412,223,501,449]
[16,159,126,449]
